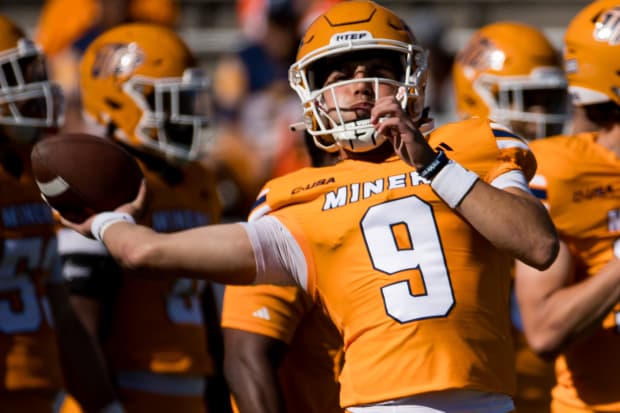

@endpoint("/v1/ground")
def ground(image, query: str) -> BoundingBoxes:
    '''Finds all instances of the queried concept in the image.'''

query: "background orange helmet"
[564,0,620,107]
[80,23,213,164]
[36,0,179,57]
[0,15,63,133]
[289,0,428,152]
[453,22,567,139]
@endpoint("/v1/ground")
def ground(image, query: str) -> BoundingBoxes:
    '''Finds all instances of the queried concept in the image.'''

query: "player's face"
[506,88,567,140]
[320,57,400,123]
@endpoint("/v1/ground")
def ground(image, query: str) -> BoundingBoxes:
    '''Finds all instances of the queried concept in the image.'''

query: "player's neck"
[596,123,620,158]
[340,140,395,163]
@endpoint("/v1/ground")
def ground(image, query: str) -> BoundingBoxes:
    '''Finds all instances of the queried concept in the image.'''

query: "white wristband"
[430,160,479,208]
[91,212,136,242]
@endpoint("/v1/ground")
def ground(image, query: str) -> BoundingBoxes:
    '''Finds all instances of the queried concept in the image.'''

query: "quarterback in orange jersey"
[0,15,120,413]
[515,1,620,412]
[58,1,559,412]
[56,24,230,413]
[453,21,568,413]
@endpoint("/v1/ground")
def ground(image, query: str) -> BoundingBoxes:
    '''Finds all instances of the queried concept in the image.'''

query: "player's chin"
[353,108,372,119]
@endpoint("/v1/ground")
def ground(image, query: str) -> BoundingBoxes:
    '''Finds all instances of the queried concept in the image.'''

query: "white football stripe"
[496,138,530,151]
[36,176,69,197]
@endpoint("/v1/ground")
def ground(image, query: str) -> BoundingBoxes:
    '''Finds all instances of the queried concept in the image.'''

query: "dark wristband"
[418,150,449,180]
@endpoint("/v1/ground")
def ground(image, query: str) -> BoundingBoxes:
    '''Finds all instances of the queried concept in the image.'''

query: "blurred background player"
[222,284,344,413]
[0,14,121,413]
[221,137,343,413]
[452,21,568,141]
[452,21,568,413]
[57,22,231,413]
[515,1,620,412]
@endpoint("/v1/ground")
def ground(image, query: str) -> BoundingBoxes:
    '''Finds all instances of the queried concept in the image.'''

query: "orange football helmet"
[0,15,63,133]
[289,0,428,152]
[564,0,620,107]
[453,22,567,140]
[80,23,213,164]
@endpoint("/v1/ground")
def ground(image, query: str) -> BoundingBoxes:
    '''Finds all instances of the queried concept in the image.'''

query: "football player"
[58,23,230,413]
[59,1,559,412]
[222,285,344,413]
[221,136,343,413]
[514,1,620,412]
[0,15,120,413]
[452,21,568,413]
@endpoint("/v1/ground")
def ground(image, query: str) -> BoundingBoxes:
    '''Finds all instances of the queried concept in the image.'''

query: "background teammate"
[58,22,231,413]
[515,1,620,411]
[0,15,120,413]
[452,21,568,413]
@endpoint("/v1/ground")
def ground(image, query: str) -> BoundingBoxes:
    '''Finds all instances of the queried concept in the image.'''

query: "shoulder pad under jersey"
[248,166,340,221]
[428,118,535,182]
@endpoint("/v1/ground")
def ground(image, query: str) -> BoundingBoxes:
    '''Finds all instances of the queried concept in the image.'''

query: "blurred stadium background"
[0,0,592,62]
[0,0,594,143]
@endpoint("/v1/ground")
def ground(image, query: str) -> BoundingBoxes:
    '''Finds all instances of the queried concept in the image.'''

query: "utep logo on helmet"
[330,31,372,45]
[594,7,620,45]
[458,37,504,72]
[92,43,145,79]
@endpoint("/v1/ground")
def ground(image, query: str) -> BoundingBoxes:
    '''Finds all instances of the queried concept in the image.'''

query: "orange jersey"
[103,161,221,376]
[512,327,555,413]
[222,285,344,413]
[511,276,555,413]
[252,118,533,407]
[0,163,64,393]
[529,133,620,412]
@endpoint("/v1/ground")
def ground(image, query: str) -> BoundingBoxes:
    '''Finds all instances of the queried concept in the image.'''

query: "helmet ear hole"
[104,98,122,110]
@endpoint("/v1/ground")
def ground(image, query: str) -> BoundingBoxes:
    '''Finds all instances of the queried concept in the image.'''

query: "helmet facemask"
[123,68,214,164]
[290,42,427,153]
[474,67,568,139]
[0,38,64,135]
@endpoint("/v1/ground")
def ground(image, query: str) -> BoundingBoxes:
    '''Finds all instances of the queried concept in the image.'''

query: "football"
[31,132,143,222]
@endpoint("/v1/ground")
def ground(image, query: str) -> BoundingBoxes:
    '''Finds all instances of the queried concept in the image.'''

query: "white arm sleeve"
[239,216,309,290]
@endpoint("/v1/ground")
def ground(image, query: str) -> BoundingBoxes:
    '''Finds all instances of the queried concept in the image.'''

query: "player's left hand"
[371,87,436,170]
